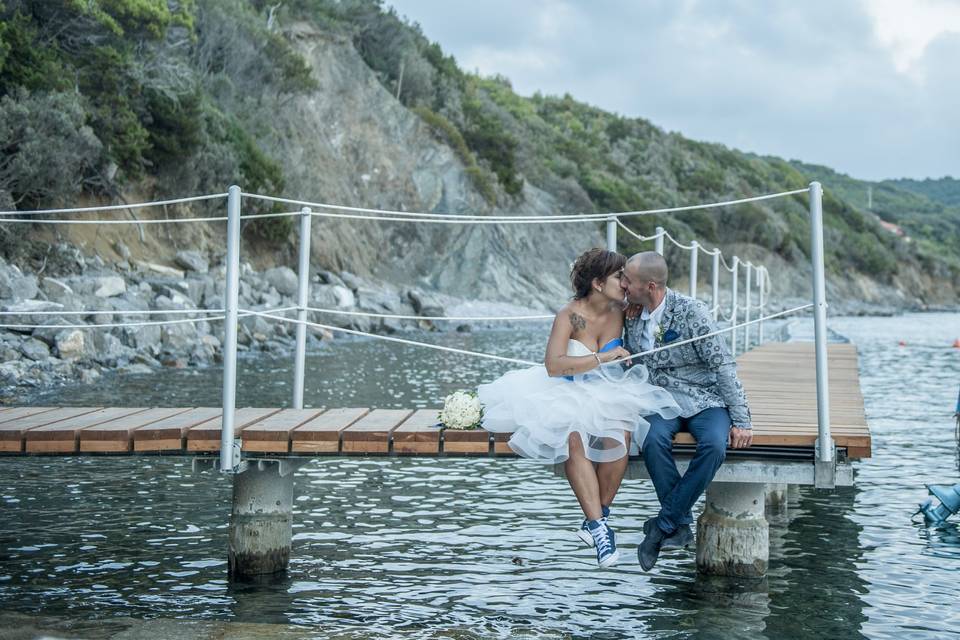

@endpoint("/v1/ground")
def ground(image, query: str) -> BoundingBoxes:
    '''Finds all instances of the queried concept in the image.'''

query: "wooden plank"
[392,409,442,454]
[133,408,222,452]
[291,408,370,453]
[0,407,104,452]
[493,432,516,456]
[79,408,194,453]
[341,409,413,454]
[0,407,59,426]
[24,408,150,453]
[242,409,326,453]
[443,428,492,455]
[186,408,281,452]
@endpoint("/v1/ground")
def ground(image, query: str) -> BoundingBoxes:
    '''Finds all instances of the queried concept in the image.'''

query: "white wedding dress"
[477,337,681,464]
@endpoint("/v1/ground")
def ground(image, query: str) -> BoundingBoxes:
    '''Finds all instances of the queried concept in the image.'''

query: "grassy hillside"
[1,0,957,294]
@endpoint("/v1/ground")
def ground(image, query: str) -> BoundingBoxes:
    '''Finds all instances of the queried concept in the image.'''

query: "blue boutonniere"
[661,328,680,344]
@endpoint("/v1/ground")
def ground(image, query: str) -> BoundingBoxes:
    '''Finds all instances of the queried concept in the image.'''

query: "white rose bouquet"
[439,390,483,430]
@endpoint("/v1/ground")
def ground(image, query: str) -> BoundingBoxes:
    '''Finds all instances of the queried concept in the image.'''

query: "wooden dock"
[0,343,870,459]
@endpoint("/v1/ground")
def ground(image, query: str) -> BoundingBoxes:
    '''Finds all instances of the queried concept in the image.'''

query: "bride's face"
[592,271,625,303]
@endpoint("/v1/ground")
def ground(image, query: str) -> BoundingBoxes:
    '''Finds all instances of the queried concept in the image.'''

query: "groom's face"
[620,266,652,307]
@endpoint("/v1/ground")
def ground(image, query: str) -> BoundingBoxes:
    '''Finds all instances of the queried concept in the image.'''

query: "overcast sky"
[387,0,959,181]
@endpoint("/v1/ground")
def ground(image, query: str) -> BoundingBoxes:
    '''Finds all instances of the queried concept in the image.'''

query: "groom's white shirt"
[638,290,668,351]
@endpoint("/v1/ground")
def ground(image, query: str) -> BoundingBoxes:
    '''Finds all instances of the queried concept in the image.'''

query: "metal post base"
[228,460,295,581]
[697,482,769,578]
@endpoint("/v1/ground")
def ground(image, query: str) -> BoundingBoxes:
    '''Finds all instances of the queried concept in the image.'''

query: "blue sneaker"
[586,519,619,568]
[576,505,611,547]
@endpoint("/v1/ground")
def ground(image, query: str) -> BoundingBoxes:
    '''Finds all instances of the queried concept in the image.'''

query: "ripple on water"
[2,314,960,638]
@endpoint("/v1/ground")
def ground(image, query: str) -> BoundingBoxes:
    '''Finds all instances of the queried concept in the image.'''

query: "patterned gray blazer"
[624,288,752,429]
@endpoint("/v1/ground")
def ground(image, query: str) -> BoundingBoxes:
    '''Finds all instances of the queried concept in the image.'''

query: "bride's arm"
[543,308,621,377]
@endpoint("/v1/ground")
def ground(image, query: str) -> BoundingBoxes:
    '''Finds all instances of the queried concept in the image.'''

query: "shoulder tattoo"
[569,312,586,331]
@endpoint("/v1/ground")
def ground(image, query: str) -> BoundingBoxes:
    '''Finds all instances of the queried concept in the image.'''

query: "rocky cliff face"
[259,25,592,308]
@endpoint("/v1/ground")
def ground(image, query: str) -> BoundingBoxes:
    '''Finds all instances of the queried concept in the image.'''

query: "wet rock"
[339,271,362,292]
[118,324,161,353]
[1,300,65,327]
[80,368,101,384]
[311,284,354,309]
[456,324,472,332]
[120,363,154,375]
[160,322,197,352]
[91,332,130,364]
[136,261,186,279]
[264,266,299,297]
[258,287,282,308]
[0,264,38,301]
[32,318,74,345]
[19,338,50,361]
[114,240,131,261]
[0,346,21,362]
[93,275,126,298]
[55,329,86,359]
[40,277,75,302]
[175,250,209,274]
[407,288,445,317]
[315,270,346,287]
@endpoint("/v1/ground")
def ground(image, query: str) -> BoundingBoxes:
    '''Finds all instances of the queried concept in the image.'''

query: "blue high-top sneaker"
[577,505,610,547]
[586,519,619,568]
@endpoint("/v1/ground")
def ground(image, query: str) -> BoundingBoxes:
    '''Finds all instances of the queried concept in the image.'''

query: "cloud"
[387,0,958,179]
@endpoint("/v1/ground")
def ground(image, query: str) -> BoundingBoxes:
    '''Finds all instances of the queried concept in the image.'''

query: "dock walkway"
[0,342,869,460]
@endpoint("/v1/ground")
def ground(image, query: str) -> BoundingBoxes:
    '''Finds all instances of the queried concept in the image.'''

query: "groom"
[620,251,753,571]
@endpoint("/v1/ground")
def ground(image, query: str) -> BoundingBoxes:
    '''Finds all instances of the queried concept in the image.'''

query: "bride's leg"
[565,433,603,520]
[597,432,630,509]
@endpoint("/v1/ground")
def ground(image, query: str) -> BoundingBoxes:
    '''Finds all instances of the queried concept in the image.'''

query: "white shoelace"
[590,522,613,556]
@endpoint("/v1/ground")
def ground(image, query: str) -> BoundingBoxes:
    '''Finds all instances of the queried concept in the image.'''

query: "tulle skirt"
[477,363,681,464]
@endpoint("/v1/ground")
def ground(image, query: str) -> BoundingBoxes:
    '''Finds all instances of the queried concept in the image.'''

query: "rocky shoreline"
[0,244,951,403]
[0,244,554,403]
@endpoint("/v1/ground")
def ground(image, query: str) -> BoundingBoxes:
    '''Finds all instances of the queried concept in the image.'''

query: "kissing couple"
[478,247,753,571]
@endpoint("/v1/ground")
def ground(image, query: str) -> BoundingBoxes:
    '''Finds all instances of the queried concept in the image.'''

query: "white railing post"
[654,226,665,255]
[711,250,720,322]
[809,181,834,488]
[758,267,766,344]
[730,256,739,356]
[220,185,242,473]
[292,206,312,409]
[744,262,752,350]
[689,241,699,299]
[606,218,617,252]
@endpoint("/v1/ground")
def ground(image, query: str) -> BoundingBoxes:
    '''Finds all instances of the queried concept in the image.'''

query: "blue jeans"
[642,407,730,534]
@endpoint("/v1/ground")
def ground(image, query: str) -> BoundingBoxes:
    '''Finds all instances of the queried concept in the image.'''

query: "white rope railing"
[0,315,227,331]
[0,215,228,225]
[0,308,226,316]
[0,306,298,331]
[242,187,809,223]
[662,230,696,251]
[615,219,665,243]
[0,193,228,217]
[237,304,813,368]
[301,306,553,322]
[240,308,539,366]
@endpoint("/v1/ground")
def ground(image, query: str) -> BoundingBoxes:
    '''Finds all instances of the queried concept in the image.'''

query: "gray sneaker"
[643,517,694,551]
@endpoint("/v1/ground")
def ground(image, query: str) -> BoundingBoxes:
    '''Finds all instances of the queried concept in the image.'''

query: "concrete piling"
[228,462,293,580]
[696,482,769,578]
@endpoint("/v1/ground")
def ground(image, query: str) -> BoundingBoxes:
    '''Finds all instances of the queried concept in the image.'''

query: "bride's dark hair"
[570,248,625,300]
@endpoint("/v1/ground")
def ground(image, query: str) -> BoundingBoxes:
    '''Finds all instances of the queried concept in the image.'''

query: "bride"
[478,247,680,568]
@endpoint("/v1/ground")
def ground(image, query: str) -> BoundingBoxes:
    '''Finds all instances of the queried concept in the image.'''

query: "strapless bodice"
[567,337,623,357]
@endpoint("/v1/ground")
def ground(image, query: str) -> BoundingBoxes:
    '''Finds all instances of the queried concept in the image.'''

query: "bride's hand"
[599,347,631,364]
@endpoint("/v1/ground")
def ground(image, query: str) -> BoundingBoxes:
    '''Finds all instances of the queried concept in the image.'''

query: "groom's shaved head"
[626,252,668,287]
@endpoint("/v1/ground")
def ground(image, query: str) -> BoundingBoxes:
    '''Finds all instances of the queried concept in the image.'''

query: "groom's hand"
[625,304,642,320]
[729,426,752,449]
